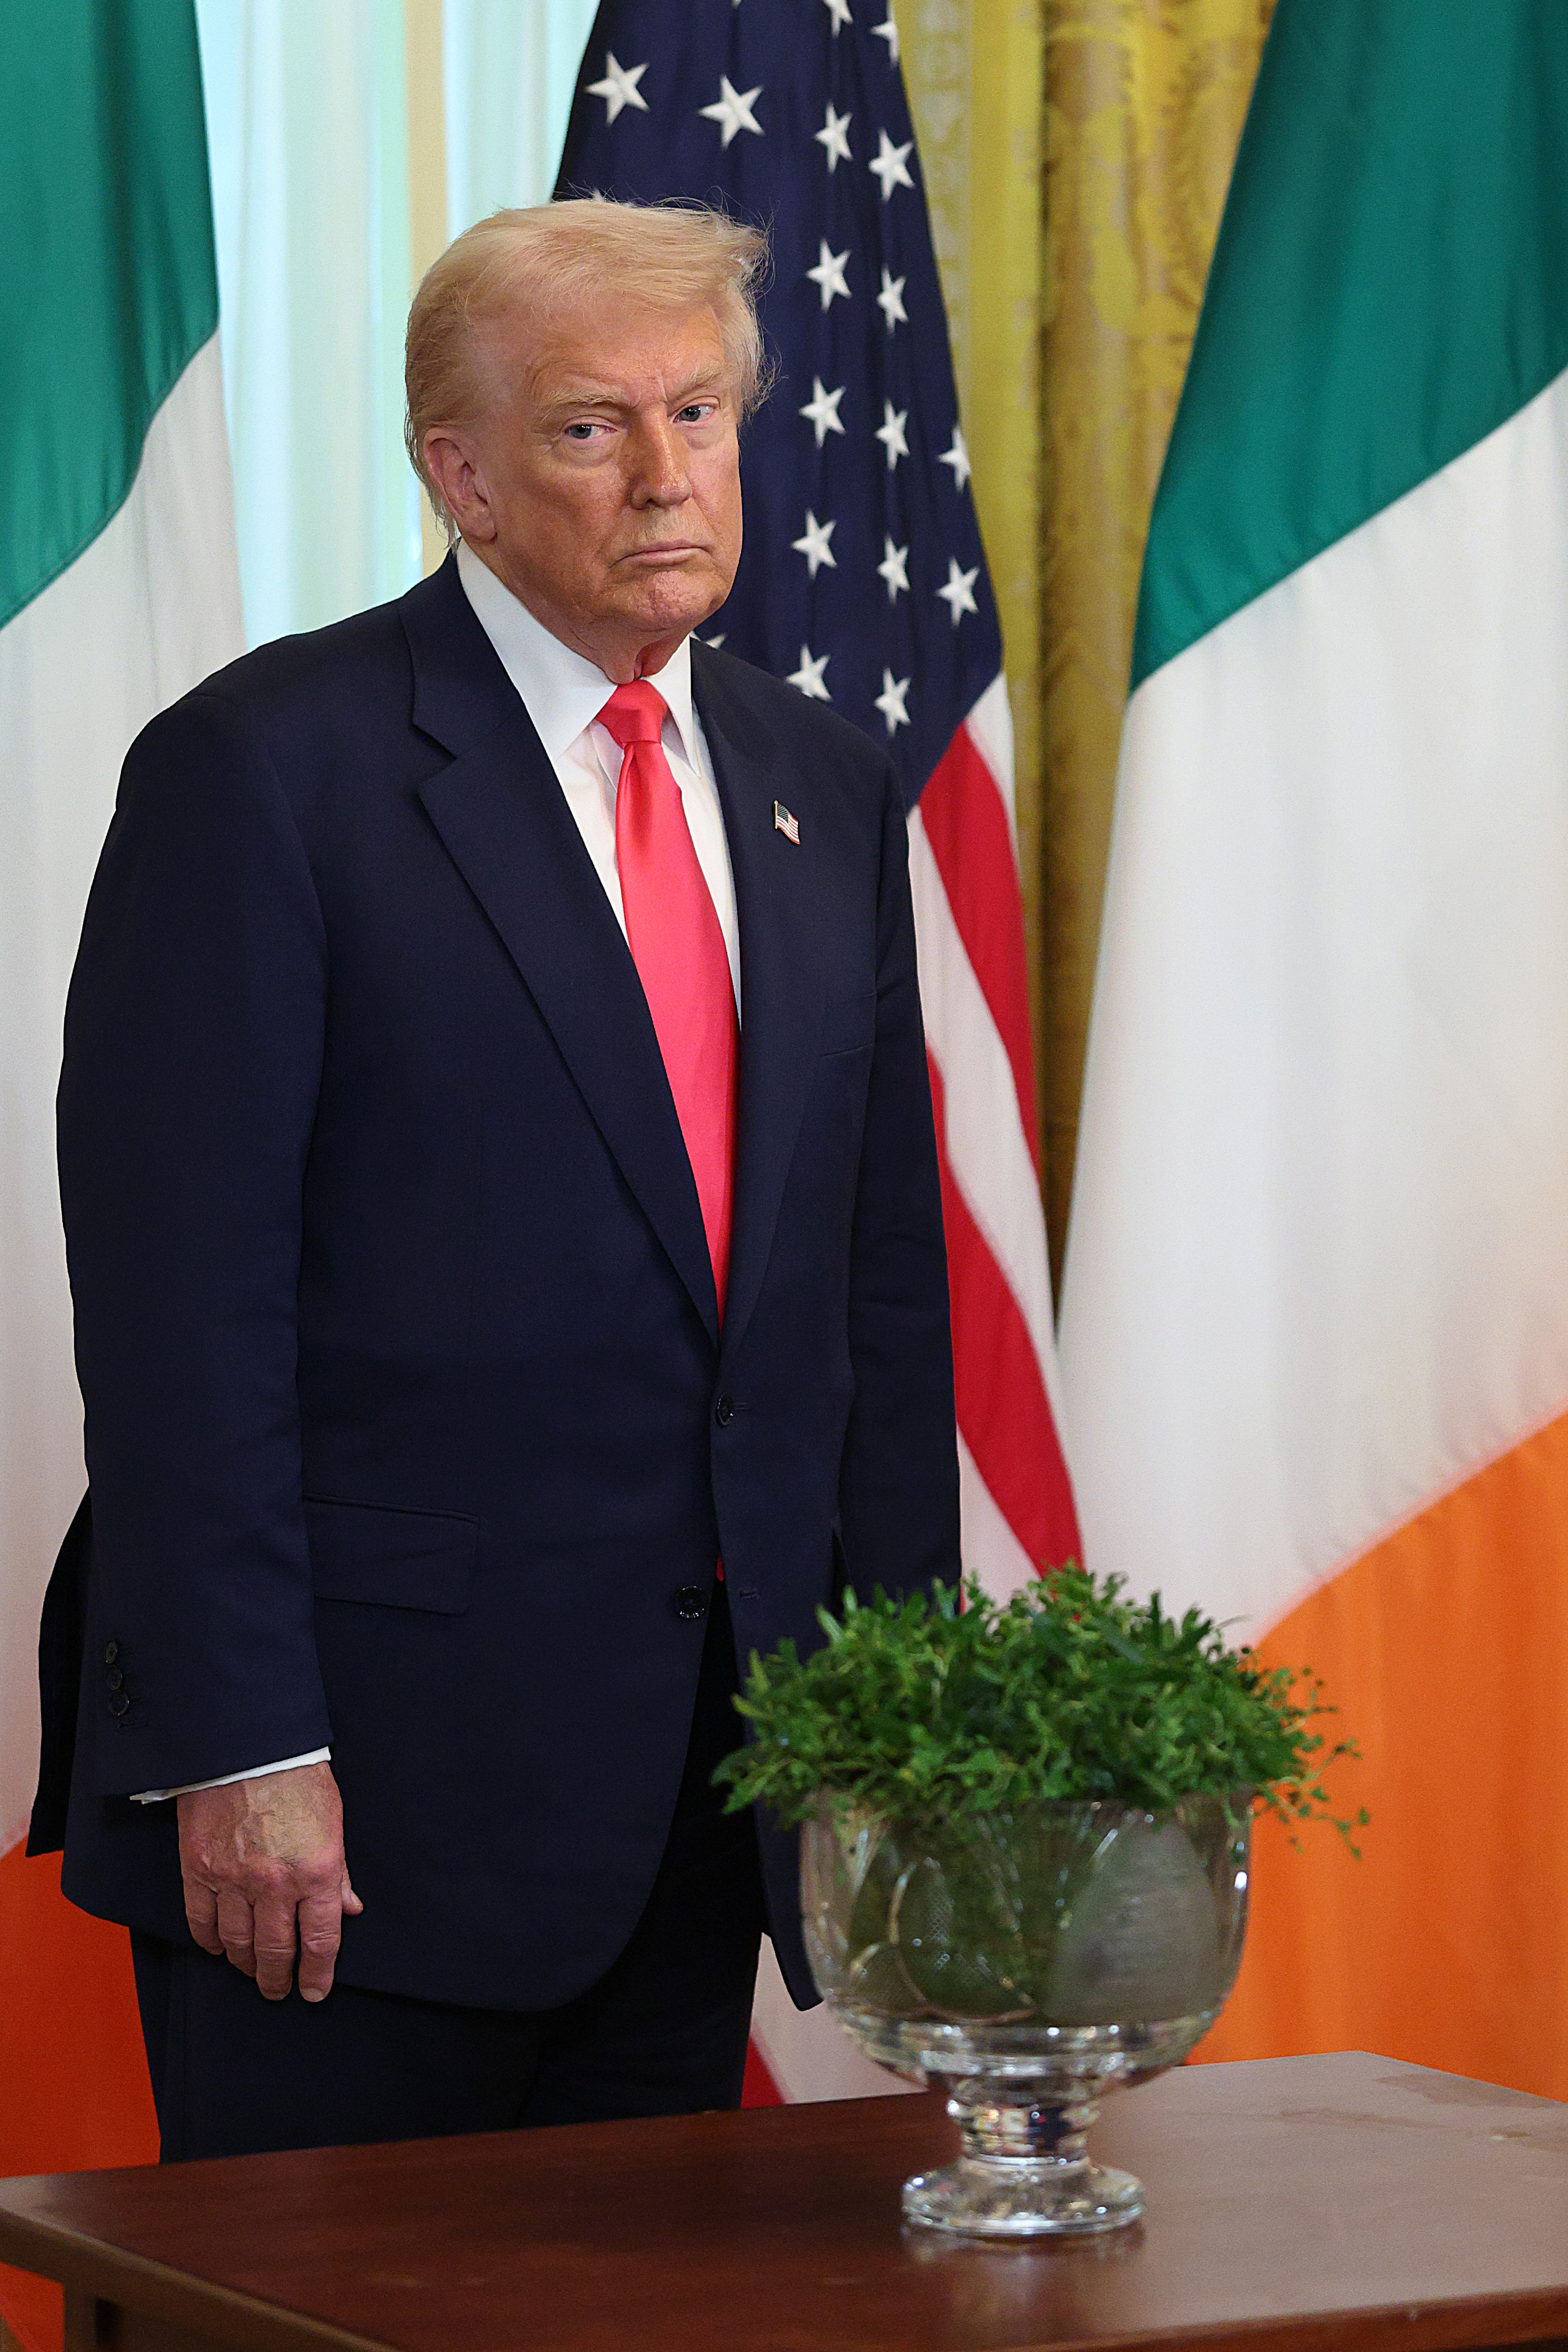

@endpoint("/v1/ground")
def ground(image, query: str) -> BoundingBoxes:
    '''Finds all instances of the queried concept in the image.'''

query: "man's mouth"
[621,541,706,563]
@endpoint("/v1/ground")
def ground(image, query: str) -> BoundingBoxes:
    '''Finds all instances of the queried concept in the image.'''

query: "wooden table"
[1,2053,1565,2352]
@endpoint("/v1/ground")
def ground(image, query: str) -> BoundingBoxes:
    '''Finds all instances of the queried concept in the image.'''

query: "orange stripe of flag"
[1196,1406,1568,2100]
[0,1841,159,2352]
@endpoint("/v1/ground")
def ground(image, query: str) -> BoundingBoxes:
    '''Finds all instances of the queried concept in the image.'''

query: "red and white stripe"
[910,673,1080,1601]
[747,672,1081,2106]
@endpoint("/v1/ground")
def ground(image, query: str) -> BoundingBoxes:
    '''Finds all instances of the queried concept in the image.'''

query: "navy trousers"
[131,1582,766,2159]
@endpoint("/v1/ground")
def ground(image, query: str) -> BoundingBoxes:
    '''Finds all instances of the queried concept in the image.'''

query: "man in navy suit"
[34,200,958,2157]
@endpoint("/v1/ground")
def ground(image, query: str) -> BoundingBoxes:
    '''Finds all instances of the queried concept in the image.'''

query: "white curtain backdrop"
[445,0,598,238]
[196,0,598,651]
[196,0,417,649]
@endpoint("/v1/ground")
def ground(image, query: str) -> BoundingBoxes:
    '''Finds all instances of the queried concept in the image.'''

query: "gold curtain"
[897,0,1272,1278]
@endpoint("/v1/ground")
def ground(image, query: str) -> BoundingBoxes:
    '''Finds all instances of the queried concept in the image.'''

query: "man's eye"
[678,403,712,424]
[564,422,597,441]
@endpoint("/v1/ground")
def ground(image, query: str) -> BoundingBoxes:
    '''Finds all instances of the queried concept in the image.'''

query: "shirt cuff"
[129,1748,332,1804]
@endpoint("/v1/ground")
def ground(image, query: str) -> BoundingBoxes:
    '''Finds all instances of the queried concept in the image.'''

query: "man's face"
[437,300,743,681]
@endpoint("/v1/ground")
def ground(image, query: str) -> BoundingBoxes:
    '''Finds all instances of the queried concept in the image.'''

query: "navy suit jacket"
[33,555,959,2012]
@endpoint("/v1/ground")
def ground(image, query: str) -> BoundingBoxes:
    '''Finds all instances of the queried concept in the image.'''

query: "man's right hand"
[177,1760,362,2002]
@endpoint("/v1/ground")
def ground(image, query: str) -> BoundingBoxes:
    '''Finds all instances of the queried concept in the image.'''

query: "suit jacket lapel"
[404,562,720,1345]
[694,645,826,1364]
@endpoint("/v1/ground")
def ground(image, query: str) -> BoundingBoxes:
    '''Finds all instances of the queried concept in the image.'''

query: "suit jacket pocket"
[305,1496,479,1614]
[819,990,876,1056]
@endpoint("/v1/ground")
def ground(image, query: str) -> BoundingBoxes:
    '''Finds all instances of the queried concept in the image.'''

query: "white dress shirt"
[457,540,741,1009]
[134,546,740,1803]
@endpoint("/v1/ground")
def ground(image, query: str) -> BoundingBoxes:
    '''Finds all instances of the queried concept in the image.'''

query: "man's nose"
[627,416,691,507]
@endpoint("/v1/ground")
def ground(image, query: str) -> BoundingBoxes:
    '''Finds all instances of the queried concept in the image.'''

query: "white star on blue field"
[557,0,1002,806]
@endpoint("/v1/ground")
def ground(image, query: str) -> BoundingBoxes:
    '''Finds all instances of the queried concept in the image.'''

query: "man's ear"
[422,428,496,545]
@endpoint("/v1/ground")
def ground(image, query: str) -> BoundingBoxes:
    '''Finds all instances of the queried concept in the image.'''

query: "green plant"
[716,1567,1365,1845]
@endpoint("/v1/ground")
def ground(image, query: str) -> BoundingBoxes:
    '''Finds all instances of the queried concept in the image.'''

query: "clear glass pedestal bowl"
[801,1791,1251,2239]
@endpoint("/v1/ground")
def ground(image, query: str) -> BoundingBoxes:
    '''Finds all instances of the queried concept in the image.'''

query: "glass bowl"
[801,1790,1251,2237]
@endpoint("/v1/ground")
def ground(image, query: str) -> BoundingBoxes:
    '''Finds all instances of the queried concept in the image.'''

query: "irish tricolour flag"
[1,6,241,2334]
[1061,0,1568,2100]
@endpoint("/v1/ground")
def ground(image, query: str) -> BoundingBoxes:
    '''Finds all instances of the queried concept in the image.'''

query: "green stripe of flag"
[0,1,219,633]
[1132,0,1568,690]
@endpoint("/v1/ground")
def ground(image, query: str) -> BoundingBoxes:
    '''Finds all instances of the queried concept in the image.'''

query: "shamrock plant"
[716,1567,1364,1844]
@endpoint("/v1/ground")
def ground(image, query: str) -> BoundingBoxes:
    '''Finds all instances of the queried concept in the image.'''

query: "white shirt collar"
[455,539,698,766]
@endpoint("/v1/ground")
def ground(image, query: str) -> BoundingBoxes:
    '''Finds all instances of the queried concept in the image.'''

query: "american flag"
[556,2,1078,1607]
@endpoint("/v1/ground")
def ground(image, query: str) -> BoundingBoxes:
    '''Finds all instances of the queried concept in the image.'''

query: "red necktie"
[598,679,739,1313]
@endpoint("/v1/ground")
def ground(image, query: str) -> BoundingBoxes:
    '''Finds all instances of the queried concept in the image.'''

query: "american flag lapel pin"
[773,800,801,845]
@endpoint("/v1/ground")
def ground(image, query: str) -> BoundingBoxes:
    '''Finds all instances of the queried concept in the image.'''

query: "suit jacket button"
[108,1691,130,1718]
[673,1585,707,1620]
[104,1640,119,1666]
[714,1393,734,1427]
[107,1668,124,1692]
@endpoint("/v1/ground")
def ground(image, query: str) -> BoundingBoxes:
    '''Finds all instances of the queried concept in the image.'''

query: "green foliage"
[716,1568,1366,1845]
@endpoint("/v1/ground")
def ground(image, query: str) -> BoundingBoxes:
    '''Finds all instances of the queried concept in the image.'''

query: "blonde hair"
[405,198,772,534]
